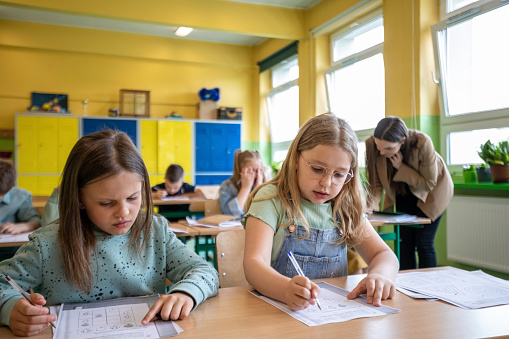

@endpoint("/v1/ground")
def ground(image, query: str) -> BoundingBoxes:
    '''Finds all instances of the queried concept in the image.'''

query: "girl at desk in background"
[218,149,267,218]
[243,113,399,311]
[365,116,453,270]
[0,130,218,337]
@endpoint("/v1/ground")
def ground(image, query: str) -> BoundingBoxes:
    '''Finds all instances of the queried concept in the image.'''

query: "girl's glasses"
[301,156,353,185]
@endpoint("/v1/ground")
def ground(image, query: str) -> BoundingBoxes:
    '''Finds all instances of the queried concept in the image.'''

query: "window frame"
[432,0,509,173]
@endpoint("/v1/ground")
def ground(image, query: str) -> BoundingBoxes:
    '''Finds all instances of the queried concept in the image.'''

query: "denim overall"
[272,223,347,279]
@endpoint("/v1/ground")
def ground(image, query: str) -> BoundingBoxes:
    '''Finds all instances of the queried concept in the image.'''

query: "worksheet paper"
[161,196,190,201]
[395,268,509,309]
[186,216,241,228]
[368,213,421,224]
[52,295,182,339]
[250,282,399,327]
[0,232,31,243]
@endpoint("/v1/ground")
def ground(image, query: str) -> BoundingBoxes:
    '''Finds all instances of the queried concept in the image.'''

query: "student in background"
[0,130,218,337]
[365,116,453,270]
[0,161,41,261]
[40,186,59,226]
[243,113,398,311]
[219,149,266,218]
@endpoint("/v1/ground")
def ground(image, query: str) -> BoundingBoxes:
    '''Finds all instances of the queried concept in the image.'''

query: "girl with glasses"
[365,116,453,270]
[243,113,398,311]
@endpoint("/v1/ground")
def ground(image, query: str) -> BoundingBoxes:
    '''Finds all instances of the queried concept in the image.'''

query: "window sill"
[453,182,509,197]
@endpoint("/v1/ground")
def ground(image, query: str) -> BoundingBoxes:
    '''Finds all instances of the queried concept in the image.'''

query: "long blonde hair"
[58,130,153,293]
[246,113,366,245]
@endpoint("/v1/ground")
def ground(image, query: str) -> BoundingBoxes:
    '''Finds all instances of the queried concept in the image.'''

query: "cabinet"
[16,115,79,195]
[82,117,137,145]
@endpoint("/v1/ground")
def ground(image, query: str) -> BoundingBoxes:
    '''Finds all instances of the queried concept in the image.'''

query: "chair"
[215,229,249,288]
[204,199,221,216]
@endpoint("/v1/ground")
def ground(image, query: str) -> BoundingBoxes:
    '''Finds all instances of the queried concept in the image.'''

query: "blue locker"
[195,175,231,185]
[195,123,240,172]
[82,118,137,145]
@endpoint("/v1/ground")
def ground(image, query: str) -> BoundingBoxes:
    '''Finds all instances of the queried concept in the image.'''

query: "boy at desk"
[151,164,204,217]
[0,161,41,261]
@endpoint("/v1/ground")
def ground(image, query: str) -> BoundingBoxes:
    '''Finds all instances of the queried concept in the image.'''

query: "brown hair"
[58,129,153,293]
[0,161,15,195]
[228,149,266,190]
[246,113,366,245]
[165,164,184,183]
[365,116,421,197]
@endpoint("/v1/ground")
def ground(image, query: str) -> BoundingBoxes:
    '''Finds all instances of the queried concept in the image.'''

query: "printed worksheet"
[161,196,190,201]
[0,232,31,243]
[396,268,509,309]
[52,295,182,339]
[251,282,399,327]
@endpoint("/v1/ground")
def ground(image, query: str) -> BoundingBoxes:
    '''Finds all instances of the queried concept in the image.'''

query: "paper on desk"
[368,213,420,224]
[0,232,31,243]
[186,216,241,228]
[169,226,188,234]
[52,295,182,339]
[251,282,399,327]
[161,196,190,201]
[395,268,509,309]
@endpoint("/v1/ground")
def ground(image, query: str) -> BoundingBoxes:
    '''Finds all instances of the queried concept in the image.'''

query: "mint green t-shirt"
[243,184,340,264]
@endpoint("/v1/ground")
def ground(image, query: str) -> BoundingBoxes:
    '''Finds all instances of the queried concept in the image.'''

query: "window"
[325,10,384,168]
[266,56,300,163]
[432,0,509,169]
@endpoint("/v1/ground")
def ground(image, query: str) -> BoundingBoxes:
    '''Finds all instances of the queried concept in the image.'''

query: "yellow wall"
[0,19,259,140]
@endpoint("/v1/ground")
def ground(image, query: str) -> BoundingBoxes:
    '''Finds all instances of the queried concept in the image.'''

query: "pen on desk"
[287,252,322,310]
[5,275,56,329]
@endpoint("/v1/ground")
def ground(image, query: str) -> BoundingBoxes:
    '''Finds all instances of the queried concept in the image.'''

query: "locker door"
[195,123,211,172]
[173,121,192,173]
[223,124,241,171]
[37,117,58,173]
[158,121,175,173]
[209,124,227,171]
[17,176,37,194]
[140,120,158,174]
[17,116,38,173]
[57,118,78,172]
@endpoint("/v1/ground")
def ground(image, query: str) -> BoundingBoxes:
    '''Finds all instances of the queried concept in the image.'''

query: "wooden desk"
[0,233,30,248]
[153,198,209,206]
[32,195,49,216]
[368,213,431,261]
[169,223,199,237]
[2,270,508,338]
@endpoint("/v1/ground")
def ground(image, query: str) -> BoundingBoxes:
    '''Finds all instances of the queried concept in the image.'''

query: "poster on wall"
[29,92,69,113]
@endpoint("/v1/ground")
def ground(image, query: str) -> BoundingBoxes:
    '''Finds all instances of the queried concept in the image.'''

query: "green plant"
[463,164,475,172]
[478,140,509,165]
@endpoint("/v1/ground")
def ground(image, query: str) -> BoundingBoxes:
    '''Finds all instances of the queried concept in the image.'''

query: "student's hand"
[254,168,264,188]
[365,208,374,215]
[141,292,194,325]
[389,152,403,169]
[0,222,17,234]
[346,273,395,306]
[155,190,168,199]
[240,167,256,189]
[10,293,56,337]
[285,276,321,310]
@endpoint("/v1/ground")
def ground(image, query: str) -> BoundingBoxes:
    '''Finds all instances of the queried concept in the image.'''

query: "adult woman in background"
[365,116,453,270]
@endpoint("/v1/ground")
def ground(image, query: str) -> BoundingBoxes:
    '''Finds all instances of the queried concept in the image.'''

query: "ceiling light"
[175,27,193,37]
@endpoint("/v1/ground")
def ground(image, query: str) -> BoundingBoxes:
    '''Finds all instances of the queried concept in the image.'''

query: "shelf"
[453,182,509,197]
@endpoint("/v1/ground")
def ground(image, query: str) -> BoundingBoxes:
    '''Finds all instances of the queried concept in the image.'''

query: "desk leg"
[394,225,400,263]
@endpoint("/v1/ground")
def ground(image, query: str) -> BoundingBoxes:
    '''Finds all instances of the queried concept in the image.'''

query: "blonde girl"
[218,149,266,218]
[243,113,398,310]
[0,130,218,336]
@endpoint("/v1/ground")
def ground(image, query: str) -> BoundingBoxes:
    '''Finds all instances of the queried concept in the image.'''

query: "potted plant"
[462,165,477,183]
[476,163,492,183]
[478,140,509,183]
[271,161,282,177]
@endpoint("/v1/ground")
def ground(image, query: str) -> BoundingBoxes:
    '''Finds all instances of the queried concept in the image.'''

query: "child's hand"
[156,190,168,199]
[284,276,321,310]
[141,292,194,325]
[346,273,395,306]
[0,222,17,234]
[10,293,56,337]
[254,168,264,187]
[240,167,256,188]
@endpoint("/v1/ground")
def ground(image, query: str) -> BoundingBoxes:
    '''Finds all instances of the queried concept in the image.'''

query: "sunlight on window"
[267,85,299,143]
[447,0,478,13]
[439,5,509,116]
[272,57,299,88]
[449,128,509,165]
[333,17,384,62]
[326,54,385,131]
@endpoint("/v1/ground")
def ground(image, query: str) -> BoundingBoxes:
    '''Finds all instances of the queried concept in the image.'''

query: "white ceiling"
[0,1,321,46]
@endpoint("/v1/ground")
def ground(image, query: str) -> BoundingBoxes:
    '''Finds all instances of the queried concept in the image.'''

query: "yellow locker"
[158,121,175,173]
[17,176,37,195]
[141,120,158,174]
[57,118,79,172]
[38,176,60,196]
[17,116,38,173]
[37,117,58,173]
[173,122,192,174]
[158,121,192,174]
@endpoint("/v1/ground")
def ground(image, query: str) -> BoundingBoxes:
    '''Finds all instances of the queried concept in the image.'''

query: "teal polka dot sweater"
[0,215,218,326]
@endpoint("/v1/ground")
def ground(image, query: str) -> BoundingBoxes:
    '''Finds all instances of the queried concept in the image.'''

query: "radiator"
[446,196,509,273]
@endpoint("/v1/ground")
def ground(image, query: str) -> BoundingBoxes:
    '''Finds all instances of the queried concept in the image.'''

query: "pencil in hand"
[5,275,56,328]
[287,252,323,310]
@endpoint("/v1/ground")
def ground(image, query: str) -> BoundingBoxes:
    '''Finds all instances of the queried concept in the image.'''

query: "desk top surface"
[153,198,209,206]
[1,269,508,339]
[179,221,244,236]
